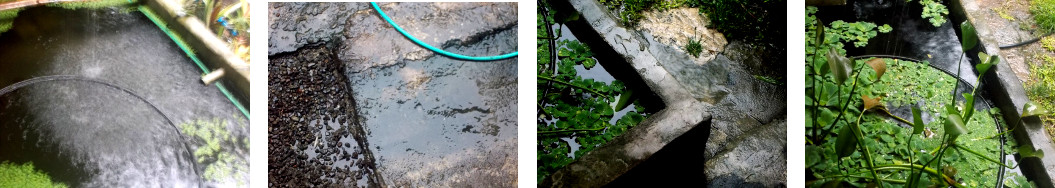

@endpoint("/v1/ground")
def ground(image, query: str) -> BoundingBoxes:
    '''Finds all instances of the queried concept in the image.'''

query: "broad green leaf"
[599,102,615,116]
[912,106,925,134]
[961,21,977,51]
[582,58,597,69]
[944,104,969,141]
[975,63,994,75]
[978,52,992,64]
[818,108,835,128]
[826,48,852,85]
[814,19,826,45]
[835,124,858,158]
[806,145,823,168]
[1019,144,1046,158]
[1022,101,1051,117]
[614,89,634,111]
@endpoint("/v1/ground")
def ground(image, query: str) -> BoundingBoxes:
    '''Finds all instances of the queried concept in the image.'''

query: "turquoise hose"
[370,2,517,61]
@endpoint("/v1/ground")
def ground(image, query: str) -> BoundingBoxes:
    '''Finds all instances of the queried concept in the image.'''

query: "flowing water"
[0,7,248,187]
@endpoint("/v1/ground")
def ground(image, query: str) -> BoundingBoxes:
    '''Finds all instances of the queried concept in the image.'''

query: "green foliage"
[180,117,248,185]
[807,6,1024,186]
[961,21,978,51]
[688,0,784,42]
[877,24,892,33]
[919,0,949,27]
[599,0,657,26]
[0,9,19,35]
[1042,36,1055,52]
[685,37,703,58]
[0,161,67,188]
[537,9,650,182]
[48,0,138,10]
[1031,0,1055,32]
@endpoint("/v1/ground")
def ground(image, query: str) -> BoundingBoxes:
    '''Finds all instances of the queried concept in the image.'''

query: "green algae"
[0,161,67,188]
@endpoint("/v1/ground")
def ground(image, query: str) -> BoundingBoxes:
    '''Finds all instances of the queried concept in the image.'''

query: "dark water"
[815,0,980,87]
[0,7,248,187]
[346,25,518,187]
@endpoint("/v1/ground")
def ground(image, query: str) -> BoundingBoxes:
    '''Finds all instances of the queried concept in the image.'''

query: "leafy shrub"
[688,0,784,42]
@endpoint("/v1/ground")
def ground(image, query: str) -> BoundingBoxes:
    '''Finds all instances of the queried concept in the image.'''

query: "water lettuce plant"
[537,4,649,183]
[807,6,1033,186]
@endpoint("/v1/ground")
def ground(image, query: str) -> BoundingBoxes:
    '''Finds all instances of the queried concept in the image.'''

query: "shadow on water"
[346,25,518,186]
[0,6,247,187]
[815,1,1020,186]
[605,119,711,187]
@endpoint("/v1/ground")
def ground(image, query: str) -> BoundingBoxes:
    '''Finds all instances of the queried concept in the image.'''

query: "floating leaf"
[912,106,925,134]
[866,58,887,80]
[826,48,852,85]
[582,58,597,69]
[944,104,969,141]
[806,145,823,168]
[835,124,858,158]
[960,21,977,51]
[1022,101,1051,117]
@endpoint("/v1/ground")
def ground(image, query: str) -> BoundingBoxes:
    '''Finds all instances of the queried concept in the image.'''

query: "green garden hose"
[140,6,249,119]
[370,2,517,61]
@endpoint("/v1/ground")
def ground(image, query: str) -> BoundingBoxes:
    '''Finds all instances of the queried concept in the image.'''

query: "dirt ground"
[976,0,1051,82]
[976,0,1055,140]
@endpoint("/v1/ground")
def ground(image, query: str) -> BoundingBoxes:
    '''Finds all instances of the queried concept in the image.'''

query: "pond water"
[346,25,518,187]
[812,0,1023,186]
[538,22,664,159]
[0,7,248,187]
[815,0,980,87]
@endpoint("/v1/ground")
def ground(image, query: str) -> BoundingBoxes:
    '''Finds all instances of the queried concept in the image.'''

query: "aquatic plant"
[1026,54,1055,139]
[807,6,1033,186]
[918,0,948,27]
[0,161,67,188]
[688,0,784,42]
[179,117,248,185]
[537,5,650,183]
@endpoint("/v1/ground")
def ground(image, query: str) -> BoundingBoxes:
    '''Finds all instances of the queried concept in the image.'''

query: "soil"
[267,45,383,187]
[977,0,1055,139]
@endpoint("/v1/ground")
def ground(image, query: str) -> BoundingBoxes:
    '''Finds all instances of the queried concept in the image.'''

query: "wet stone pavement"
[269,2,518,187]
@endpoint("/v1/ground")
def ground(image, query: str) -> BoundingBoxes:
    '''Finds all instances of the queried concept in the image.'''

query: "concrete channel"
[541,0,787,186]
